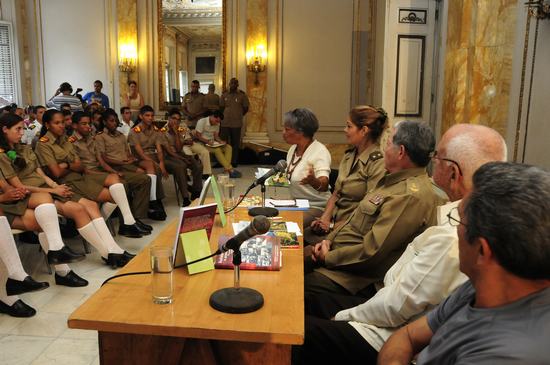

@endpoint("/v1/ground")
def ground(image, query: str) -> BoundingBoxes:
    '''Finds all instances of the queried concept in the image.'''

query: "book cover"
[215,235,282,271]
[271,230,299,249]
[210,174,227,227]
[172,203,217,267]
[180,229,214,274]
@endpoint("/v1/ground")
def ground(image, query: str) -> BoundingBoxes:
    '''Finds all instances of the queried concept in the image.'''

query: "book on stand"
[215,235,282,271]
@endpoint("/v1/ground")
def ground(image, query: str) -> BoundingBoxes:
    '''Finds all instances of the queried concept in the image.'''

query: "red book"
[215,235,282,271]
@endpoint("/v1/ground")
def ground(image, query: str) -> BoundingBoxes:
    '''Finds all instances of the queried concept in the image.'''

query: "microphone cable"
[101,250,222,287]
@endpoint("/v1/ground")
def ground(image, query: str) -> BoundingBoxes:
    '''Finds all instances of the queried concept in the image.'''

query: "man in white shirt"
[117,106,133,136]
[46,82,84,112]
[293,124,507,365]
[21,105,46,145]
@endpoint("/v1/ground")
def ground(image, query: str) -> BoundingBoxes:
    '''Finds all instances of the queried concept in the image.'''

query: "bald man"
[294,124,507,365]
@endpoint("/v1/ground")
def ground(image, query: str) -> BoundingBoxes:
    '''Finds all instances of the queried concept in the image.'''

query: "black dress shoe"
[47,246,86,265]
[102,253,131,268]
[134,224,151,235]
[0,299,36,317]
[118,224,143,238]
[6,276,49,296]
[135,219,152,232]
[122,251,136,259]
[55,271,89,287]
[147,210,166,221]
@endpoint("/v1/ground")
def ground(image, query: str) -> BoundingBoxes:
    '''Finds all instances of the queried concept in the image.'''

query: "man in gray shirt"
[379,162,550,364]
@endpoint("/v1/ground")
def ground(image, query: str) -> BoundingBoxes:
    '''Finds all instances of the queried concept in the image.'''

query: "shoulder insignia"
[177,126,186,132]
[408,181,419,193]
[29,124,36,130]
[0,148,4,153]
[39,136,49,143]
[133,126,141,133]
[368,194,385,206]
[68,136,77,143]
[369,151,383,161]
[160,127,167,132]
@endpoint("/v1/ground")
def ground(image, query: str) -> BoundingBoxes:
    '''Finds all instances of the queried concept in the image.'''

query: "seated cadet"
[62,109,74,137]
[21,105,45,146]
[70,111,151,235]
[379,162,550,365]
[305,121,445,299]
[127,106,173,212]
[162,108,203,204]
[294,124,507,365]
[195,110,241,178]
[34,109,135,268]
[97,108,165,220]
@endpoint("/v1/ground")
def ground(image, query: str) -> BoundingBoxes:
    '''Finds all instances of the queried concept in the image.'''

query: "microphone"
[249,160,288,189]
[218,215,271,253]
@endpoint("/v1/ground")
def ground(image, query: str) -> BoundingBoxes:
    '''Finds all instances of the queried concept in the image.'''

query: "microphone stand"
[209,250,264,314]
[248,184,279,217]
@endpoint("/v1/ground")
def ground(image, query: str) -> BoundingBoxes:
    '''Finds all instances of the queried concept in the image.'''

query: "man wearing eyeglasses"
[295,124,507,364]
[379,162,550,364]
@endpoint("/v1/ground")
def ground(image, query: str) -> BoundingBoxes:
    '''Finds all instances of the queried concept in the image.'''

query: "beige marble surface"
[441,0,517,137]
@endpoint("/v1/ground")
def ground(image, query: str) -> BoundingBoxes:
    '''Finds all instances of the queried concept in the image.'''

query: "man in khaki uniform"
[182,80,206,128]
[220,78,249,166]
[204,84,220,112]
[70,112,152,235]
[306,120,446,297]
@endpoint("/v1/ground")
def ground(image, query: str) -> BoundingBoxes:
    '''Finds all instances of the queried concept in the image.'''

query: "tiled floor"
[0,165,286,365]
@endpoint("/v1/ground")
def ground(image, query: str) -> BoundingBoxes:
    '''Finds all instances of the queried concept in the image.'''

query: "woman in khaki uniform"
[33,110,134,268]
[305,106,388,245]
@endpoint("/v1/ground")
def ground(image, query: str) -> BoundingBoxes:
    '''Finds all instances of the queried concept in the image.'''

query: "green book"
[210,175,227,227]
[180,229,214,275]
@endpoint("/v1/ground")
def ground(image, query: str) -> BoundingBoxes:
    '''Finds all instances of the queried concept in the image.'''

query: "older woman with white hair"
[282,108,331,228]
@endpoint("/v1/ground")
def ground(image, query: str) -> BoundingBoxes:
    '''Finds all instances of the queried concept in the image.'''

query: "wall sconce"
[246,44,267,85]
[526,0,550,19]
[119,43,137,76]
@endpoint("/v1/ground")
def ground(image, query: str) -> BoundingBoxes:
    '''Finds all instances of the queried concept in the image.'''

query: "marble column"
[441,0,517,137]
[243,0,269,144]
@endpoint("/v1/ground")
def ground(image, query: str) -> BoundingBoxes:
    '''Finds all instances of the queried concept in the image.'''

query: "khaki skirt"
[59,172,107,201]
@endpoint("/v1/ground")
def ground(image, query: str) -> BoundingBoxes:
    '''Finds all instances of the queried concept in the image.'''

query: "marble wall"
[441,0,517,137]
[117,0,138,105]
[244,0,268,136]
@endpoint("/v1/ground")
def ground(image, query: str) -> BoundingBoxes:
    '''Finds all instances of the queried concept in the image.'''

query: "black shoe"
[147,209,166,221]
[47,246,86,265]
[122,251,136,259]
[0,299,36,317]
[18,231,39,245]
[118,224,143,238]
[54,271,88,287]
[6,276,49,296]
[182,198,192,207]
[135,219,152,232]
[102,253,132,268]
[134,224,151,235]
[190,191,201,200]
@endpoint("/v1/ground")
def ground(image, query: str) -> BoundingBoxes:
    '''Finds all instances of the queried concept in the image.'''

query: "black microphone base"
[209,287,264,314]
[248,207,279,217]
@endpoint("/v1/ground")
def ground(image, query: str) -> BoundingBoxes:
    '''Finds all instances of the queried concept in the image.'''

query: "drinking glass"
[150,246,173,304]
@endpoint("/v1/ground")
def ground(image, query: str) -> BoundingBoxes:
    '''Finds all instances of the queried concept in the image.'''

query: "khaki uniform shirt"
[332,144,385,223]
[127,125,161,156]
[316,167,446,294]
[204,93,220,111]
[95,130,132,162]
[0,144,45,187]
[161,126,192,155]
[220,90,249,128]
[70,132,100,170]
[35,131,78,167]
[183,92,206,121]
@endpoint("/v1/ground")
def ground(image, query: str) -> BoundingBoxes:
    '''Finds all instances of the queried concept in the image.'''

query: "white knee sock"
[0,217,28,281]
[33,203,64,251]
[148,174,157,201]
[0,261,18,306]
[37,233,71,276]
[108,184,136,225]
[91,218,124,255]
[100,202,118,220]
[77,222,110,258]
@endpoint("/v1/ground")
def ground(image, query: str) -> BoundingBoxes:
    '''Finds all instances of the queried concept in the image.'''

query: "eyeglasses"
[446,206,466,227]
[431,150,463,176]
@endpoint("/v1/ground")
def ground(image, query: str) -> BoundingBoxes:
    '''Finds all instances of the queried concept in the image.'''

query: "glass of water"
[150,246,173,304]
[223,178,236,210]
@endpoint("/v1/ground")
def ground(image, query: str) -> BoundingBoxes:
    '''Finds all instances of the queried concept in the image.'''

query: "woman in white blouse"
[282,108,331,228]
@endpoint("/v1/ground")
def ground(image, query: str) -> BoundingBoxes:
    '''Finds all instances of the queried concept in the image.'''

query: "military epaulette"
[0,148,4,153]
[406,179,420,193]
[133,126,141,133]
[39,136,49,143]
[28,124,36,130]
[68,136,77,143]
[177,126,186,132]
[160,127,167,132]
[368,194,385,205]
[369,151,383,161]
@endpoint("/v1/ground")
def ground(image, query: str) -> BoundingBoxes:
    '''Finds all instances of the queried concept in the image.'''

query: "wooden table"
[68,209,304,365]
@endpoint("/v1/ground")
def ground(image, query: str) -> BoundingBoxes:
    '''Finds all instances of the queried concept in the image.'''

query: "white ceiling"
[162,0,222,40]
